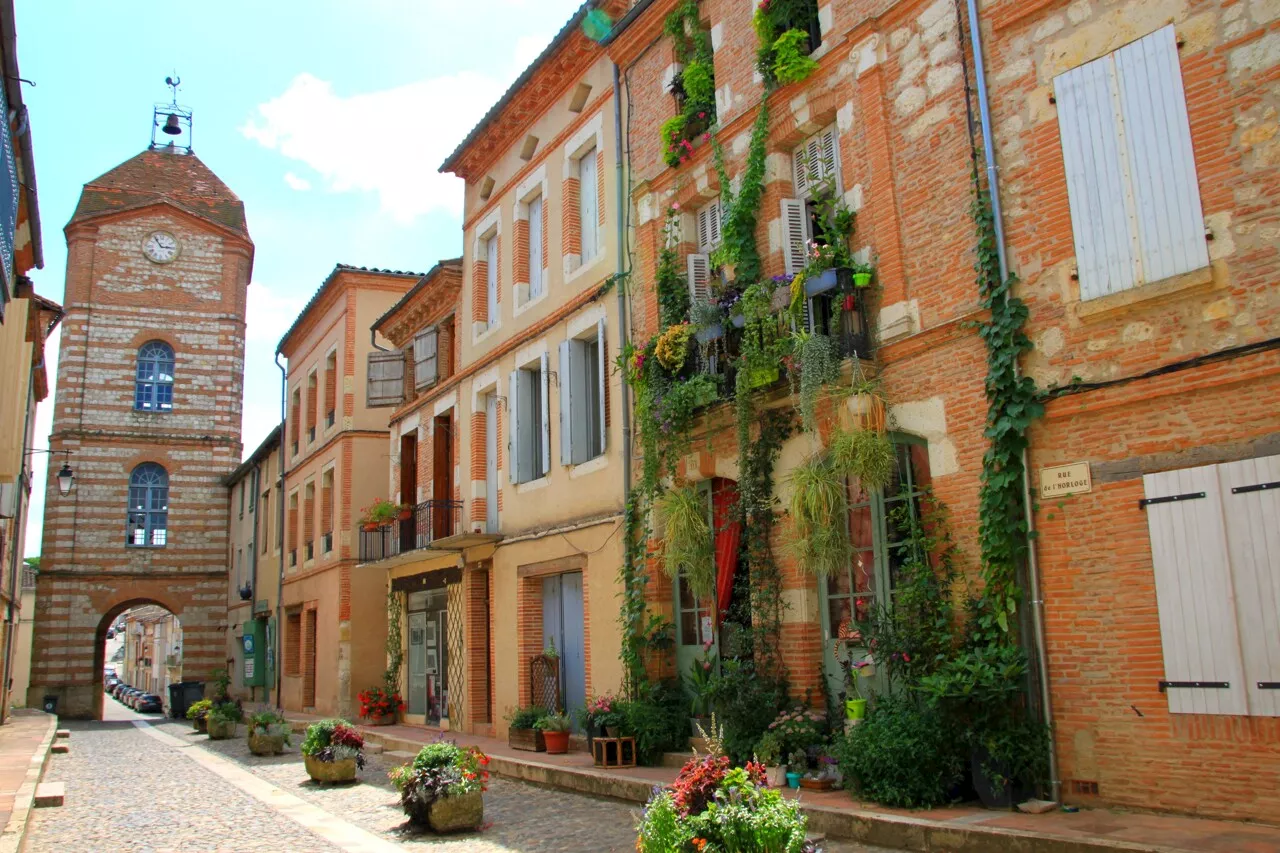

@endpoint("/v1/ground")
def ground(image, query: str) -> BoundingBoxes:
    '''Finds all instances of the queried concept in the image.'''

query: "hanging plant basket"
[805,267,851,297]
[852,271,873,287]
[695,323,724,344]
[850,393,887,434]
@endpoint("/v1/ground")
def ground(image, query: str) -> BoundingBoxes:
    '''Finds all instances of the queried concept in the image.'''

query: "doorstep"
[0,710,60,853]
[281,713,1280,853]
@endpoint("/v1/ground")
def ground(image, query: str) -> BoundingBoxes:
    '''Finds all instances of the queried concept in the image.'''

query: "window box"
[694,322,724,344]
[805,266,851,297]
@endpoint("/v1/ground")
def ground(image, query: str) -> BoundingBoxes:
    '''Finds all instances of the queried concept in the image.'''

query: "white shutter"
[529,197,544,298]
[559,340,574,466]
[596,316,608,457]
[1218,455,1280,717]
[366,349,405,408]
[1055,25,1207,301]
[1143,465,1249,716]
[568,339,588,465]
[818,127,840,188]
[697,201,721,250]
[781,198,807,276]
[413,328,438,390]
[686,253,711,305]
[508,370,519,484]
[539,352,551,475]
[487,236,499,324]
[579,147,599,262]
[792,145,811,197]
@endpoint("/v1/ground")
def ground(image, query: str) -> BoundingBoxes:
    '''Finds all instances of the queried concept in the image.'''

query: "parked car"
[104,678,119,692]
[135,694,163,714]
[121,687,140,706]
[112,683,129,700]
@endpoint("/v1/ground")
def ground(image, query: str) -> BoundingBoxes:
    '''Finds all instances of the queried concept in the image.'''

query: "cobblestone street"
[23,719,890,853]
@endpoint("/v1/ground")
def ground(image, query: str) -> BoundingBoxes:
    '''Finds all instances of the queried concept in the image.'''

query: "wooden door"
[400,432,417,550]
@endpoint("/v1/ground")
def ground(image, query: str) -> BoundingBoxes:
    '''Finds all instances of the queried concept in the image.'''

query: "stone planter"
[766,765,787,788]
[508,728,545,752]
[428,790,484,833]
[364,712,396,727]
[207,718,237,740]
[247,731,286,756]
[193,717,207,734]
[304,754,358,784]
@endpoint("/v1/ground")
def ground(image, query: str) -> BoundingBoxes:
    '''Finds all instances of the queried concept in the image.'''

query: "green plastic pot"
[852,272,873,287]
[844,698,867,720]
[785,771,802,789]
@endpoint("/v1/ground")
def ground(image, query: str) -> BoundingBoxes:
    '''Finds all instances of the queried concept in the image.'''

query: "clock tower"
[29,141,253,717]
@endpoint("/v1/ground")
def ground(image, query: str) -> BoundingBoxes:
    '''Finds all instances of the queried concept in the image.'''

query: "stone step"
[51,743,70,755]
[660,751,695,768]
[363,742,384,755]
[34,782,64,808]
[384,750,417,762]
[54,729,70,739]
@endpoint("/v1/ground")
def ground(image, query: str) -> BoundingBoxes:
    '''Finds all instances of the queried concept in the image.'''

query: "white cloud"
[241,70,510,222]
[283,171,312,191]
[246,282,309,345]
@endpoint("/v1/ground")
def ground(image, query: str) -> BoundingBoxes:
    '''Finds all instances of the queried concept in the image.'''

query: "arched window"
[135,341,175,411]
[127,463,169,547]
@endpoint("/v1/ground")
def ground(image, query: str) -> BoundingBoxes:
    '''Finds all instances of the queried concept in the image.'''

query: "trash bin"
[167,681,205,720]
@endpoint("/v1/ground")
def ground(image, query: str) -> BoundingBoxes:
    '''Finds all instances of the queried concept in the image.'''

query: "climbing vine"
[972,170,1042,640]
[661,0,717,168]
[385,589,404,692]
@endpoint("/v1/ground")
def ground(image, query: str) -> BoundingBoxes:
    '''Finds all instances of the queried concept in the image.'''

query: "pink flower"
[903,652,911,662]
[702,661,711,671]
[671,202,681,211]
[698,112,706,119]
[703,133,711,142]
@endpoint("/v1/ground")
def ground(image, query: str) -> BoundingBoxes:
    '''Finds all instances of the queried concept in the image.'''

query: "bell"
[162,114,182,135]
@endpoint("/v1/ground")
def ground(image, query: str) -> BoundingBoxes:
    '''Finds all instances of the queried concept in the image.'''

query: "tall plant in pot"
[358,686,405,726]
[206,700,243,740]
[685,640,715,736]
[186,699,213,733]
[535,712,573,754]
[247,710,291,755]
[389,740,490,833]
[301,719,366,784]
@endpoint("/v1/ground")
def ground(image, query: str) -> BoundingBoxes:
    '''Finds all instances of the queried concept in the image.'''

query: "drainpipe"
[274,351,288,710]
[612,63,632,514]
[248,458,259,703]
[964,0,1059,803]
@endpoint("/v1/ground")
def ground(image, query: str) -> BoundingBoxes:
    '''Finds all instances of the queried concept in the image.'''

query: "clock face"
[142,231,180,264]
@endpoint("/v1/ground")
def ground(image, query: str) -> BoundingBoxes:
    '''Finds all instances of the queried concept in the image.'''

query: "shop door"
[407,611,427,716]
[542,573,586,726]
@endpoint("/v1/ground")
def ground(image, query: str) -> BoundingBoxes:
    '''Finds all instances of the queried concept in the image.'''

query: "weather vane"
[165,73,181,106]
[150,71,193,154]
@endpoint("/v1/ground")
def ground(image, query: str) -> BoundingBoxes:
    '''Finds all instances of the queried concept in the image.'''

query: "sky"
[18,0,586,555]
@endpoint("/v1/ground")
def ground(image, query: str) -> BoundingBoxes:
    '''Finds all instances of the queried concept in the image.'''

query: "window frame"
[578,145,600,264]
[126,462,170,548]
[134,341,175,413]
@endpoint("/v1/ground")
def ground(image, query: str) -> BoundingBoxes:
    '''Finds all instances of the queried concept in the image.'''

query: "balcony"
[358,499,464,564]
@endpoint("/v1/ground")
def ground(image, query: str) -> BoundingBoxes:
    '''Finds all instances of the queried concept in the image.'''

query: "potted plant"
[206,700,243,740]
[397,503,414,520]
[536,712,573,754]
[186,698,213,733]
[389,741,489,833]
[247,710,291,755]
[301,719,365,784]
[685,640,715,736]
[850,261,874,288]
[755,731,787,788]
[358,685,405,726]
[785,751,806,789]
[582,694,619,746]
[359,498,399,531]
[504,706,548,752]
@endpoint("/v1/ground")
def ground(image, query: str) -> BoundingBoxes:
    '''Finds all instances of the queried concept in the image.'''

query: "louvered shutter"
[529,196,544,299]
[579,147,599,261]
[793,142,813,197]
[780,197,812,330]
[697,201,721,250]
[559,340,574,466]
[596,316,608,456]
[413,328,438,391]
[508,370,520,484]
[687,253,711,305]
[487,236,499,324]
[366,350,405,408]
[1143,465,1249,716]
[1055,25,1207,301]
[539,352,551,475]
[818,127,840,188]
[1218,455,1280,717]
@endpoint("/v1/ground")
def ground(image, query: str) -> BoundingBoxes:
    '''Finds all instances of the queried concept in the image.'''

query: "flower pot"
[248,731,286,756]
[785,772,802,789]
[805,267,851,297]
[604,726,620,739]
[695,323,724,344]
[690,716,711,738]
[543,730,570,754]
[508,728,546,752]
[849,393,887,434]
[852,271,873,287]
[730,312,746,329]
[428,790,484,833]
[800,776,834,791]
[206,718,237,740]
[364,712,396,727]
[844,699,867,720]
[362,522,379,532]
[193,718,207,734]
[766,765,788,788]
[398,508,413,520]
[304,753,358,784]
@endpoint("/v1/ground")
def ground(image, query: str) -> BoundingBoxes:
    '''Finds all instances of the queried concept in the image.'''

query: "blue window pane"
[134,341,175,411]
[127,464,170,547]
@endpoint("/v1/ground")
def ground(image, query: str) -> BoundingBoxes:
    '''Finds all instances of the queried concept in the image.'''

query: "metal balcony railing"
[358,499,464,563]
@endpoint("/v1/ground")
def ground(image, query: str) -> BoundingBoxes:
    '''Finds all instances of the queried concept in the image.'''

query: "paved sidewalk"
[284,712,1280,853]
[0,710,59,853]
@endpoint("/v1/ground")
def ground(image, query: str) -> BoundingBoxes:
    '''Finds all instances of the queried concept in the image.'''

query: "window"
[134,341,174,411]
[238,481,245,519]
[126,463,169,547]
[248,469,257,512]
[306,371,318,443]
[486,234,499,327]
[1142,454,1280,717]
[578,146,600,263]
[303,482,315,562]
[260,488,270,554]
[413,327,439,391]
[772,0,822,55]
[509,353,550,484]
[528,195,544,300]
[367,349,406,408]
[290,388,301,455]
[559,318,607,465]
[1055,26,1209,301]
[285,610,302,675]
[686,200,722,305]
[324,351,337,428]
[321,469,334,555]
[288,491,298,568]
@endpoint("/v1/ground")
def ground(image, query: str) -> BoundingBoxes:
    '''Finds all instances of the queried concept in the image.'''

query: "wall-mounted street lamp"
[23,448,75,496]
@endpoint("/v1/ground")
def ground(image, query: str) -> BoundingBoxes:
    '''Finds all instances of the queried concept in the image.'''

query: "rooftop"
[277,264,425,355]
[372,257,464,333]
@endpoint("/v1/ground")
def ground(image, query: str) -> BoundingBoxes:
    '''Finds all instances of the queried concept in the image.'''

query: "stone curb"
[286,717,1195,853]
[0,712,60,853]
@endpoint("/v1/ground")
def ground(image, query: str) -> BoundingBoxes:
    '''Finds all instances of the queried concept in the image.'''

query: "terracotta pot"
[542,730,570,754]
[304,753,358,784]
[247,731,285,756]
[428,790,484,833]
[398,508,413,520]
[362,522,380,532]
[207,717,237,740]
[800,776,834,791]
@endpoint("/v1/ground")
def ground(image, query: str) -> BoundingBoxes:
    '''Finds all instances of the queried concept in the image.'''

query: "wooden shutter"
[508,370,520,484]
[793,128,839,196]
[366,349,405,408]
[529,196,544,298]
[697,201,721,250]
[687,253,711,305]
[1055,25,1207,301]
[559,340,575,466]
[1143,465,1249,715]
[1218,455,1280,717]
[781,198,807,276]
[596,316,608,457]
[579,147,598,261]
[818,127,840,187]
[413,328,438,391]
[539,352,551,475]
[487,236,499,323]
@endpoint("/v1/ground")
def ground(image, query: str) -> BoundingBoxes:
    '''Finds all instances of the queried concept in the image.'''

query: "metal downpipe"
[274,351,288,710]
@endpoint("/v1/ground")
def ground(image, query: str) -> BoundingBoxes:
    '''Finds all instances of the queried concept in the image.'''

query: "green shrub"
[681,60,715,109]
[504,705,548,730]
[208,700,243,723]
[708,659,787,764]
[411,741,461,770]
[185,699,213,721]
[636,790,692,852]
[622,680,690,766]
[772,28,819,86]
[661,114,689,168]
[686,768,809,852]
[834,695,963,808]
